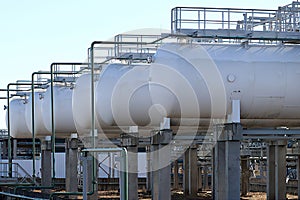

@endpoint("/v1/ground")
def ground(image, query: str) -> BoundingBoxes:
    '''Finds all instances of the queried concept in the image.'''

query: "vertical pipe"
[50,64,56,180]
[204,8,206,30]
[6,87,12,177]
[198,10,201,30]
[120,148,128,200]
[30,75,36,182]
[90,44,97,199]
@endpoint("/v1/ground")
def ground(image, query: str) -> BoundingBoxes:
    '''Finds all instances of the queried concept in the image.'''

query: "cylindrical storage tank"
[6,98,31,138]
[93,43,300,129]
[96,63,160,127]
[25,91,51,136]
[42,85,76,136]
[72,73,101,135]
[152,43,300,127]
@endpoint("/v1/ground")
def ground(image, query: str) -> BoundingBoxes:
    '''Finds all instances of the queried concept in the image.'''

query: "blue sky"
[0,0,293,129]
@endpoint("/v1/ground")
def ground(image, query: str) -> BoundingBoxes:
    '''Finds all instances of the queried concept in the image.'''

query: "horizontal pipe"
[0,191,45,200]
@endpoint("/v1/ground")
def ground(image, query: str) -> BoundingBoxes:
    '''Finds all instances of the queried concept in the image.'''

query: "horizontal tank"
[6,98,31,138]
[72,73,101,136]
[91,43,300,129]
[25,91,51,136]
[8,43,300,139]
[154,43,300,120]
[42,85,76,134]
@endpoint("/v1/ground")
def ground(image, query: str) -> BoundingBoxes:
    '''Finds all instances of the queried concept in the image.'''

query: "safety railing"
[171,1,300,41]
[0,162,34,185]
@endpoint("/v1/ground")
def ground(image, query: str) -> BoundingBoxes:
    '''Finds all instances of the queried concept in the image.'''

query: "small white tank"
[96,63,159,127]
[25,91,50,136]
[6,98,31,138]
[42,85,76,134]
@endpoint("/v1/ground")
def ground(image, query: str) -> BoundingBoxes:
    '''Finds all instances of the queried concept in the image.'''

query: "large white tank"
[153,43,300,127]
[6,98,31,138]
[92,43,300,128]
[25,91,51,136]
[42,85,76,134]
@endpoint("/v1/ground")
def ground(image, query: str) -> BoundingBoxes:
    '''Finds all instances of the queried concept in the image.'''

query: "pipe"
[49,147,128,200]
[49,62,89,179]
[0,191,46,200]
[6,83,36,178]
[14,64,84,194]
[82,148,128,200]
[32,69,80,181]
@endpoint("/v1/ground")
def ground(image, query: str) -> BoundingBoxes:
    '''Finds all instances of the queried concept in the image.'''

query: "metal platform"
[171,1,300,42]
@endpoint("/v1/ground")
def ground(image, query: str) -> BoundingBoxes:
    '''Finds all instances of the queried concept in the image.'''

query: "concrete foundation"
[267,140,287,200]
[121,130,139,200]
[41,139,52,193]
[151,130,172,200]
[241,156,250,196]
[65,136,79,194]
[198,166,202,191]
[146,146,152,192]
[184,146,198,197]
[173,160,179,190]
[213,123,242,200]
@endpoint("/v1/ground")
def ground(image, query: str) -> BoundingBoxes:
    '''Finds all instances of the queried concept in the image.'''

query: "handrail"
[171,4,300,42]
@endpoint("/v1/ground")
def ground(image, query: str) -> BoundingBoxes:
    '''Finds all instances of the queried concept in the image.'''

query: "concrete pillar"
[127,146,138,200]
[267,140,287,200]
[151,127,172,200]
[184,146,198,197]
[82,134,99,200]
[41,137,52,193]
[82,154,97,200]
[151,144,159,200]
[173,160,179,190]
[241,156,250,196]
[158,130,172,200]
[198,166,202,191]
[297,155,300,200]
[214,141,226,199]
[203,165,209,190]
[65,134,79,194]
[13,139,17,159]
[120,127,139,200]
[190,146,198,196]
[146,146,152,192]
[183,149,190,196]
[213,123,242,200]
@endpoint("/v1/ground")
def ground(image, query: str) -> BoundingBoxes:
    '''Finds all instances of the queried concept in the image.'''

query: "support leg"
[65,136,79,195]
[241,156,249,196]
[41,139,52,193]
[173,160,179,190]
[213,123,242,200]
[121,130,139,200]
[267,140,287,200]
[184,149,190,196]
[198,166,202,191]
